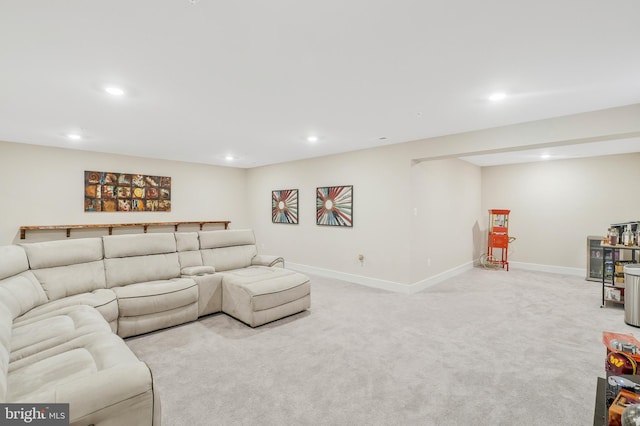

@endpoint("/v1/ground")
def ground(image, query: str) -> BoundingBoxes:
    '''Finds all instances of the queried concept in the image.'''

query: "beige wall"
[2,104,639,286]
[246,104,640,286]
[481,153,640,270]
[246,150,483,287]
[0,141,249,244]
[246,144,415,284]
[410,159,482,282]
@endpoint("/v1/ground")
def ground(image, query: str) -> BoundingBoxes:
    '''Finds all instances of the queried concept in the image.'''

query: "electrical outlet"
[427,258,431,267]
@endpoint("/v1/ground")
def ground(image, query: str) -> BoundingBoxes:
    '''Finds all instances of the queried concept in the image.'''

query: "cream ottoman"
[221,266,310,327]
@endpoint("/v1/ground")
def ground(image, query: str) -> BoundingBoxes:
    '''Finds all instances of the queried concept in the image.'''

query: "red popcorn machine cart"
[484,209,515,271]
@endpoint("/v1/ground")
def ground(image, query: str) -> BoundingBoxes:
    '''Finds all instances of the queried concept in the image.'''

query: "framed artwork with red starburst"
[316,185,352,227]
[272,189,299,224]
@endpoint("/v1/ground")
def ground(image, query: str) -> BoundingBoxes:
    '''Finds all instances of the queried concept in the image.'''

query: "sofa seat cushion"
[6,332,154,424]
[10,305,111,363]
[14,289,118,332]
[222,267,310,311]
[221,266,310,327]
[113,278,199,337]
[113,278,198,317]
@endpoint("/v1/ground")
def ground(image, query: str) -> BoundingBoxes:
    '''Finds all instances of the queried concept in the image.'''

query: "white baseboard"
[287,263,413,294]
[409,261,475,293]
[287,261,474,295]
[508,261,584,277]
[288,260,585,293]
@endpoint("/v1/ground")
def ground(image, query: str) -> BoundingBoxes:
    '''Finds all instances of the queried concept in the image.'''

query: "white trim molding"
[409,261,475,293]
[287,263,411,293]
[287,261,474,295]
[508,261,584,277]
[289,260,585,294]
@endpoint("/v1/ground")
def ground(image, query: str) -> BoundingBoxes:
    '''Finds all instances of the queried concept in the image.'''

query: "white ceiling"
[1,1,639,168]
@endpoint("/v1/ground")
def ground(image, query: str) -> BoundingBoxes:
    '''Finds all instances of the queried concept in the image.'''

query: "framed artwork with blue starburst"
[316,185,353,227]
[272,189,299,224]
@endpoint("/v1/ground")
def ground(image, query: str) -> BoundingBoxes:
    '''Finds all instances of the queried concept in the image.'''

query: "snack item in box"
[604,332,640,364]
[609,389,640,426]
[607,352,638,375]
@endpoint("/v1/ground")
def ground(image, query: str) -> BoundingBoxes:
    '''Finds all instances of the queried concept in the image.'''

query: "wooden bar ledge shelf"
[20,221,231,239]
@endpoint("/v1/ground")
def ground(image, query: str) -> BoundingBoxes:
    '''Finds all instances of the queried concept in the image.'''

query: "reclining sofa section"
[0,228,310,425]
[0,244,159,426]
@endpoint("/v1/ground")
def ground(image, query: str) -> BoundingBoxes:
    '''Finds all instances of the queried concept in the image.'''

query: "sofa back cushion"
[199,230,257,272]
[21,238,106,301]
[0,245,48,319]
[176,232,199,252]
[0,302,11,402]
[103,233,177,258]
[32,261,107,301]
[176,232,203,269]
[0,248,29,394]
[103,233,180,287]
[0,272,48,320]
[104,254,181,287]
[198,229,255,249]
[0,245,30,280]
[21,238,104,269]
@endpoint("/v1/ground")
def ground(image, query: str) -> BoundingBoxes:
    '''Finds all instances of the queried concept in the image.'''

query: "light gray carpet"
[126,267,636,426]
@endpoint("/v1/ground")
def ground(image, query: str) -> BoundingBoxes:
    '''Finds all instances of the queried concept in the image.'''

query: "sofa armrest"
[57,362,154,421]
[181,266,215,276]
[251,255,284,268]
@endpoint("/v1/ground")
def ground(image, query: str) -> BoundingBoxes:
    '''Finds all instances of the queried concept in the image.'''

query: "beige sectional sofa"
[0,229,310,425]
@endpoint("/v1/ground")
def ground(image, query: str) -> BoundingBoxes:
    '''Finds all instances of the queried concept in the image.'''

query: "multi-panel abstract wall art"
[84,170,171,212]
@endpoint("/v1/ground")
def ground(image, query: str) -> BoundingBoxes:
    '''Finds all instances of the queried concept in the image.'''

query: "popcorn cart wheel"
[480,253,500,269]
[480,237,517,270]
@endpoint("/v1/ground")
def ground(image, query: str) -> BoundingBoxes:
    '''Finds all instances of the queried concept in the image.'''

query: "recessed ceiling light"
[488,92,507,102]
[540,153,551,160]
[307,136,318,143]
[225,155,234,161]
[104,86,125,96]
[66,133,82,141]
